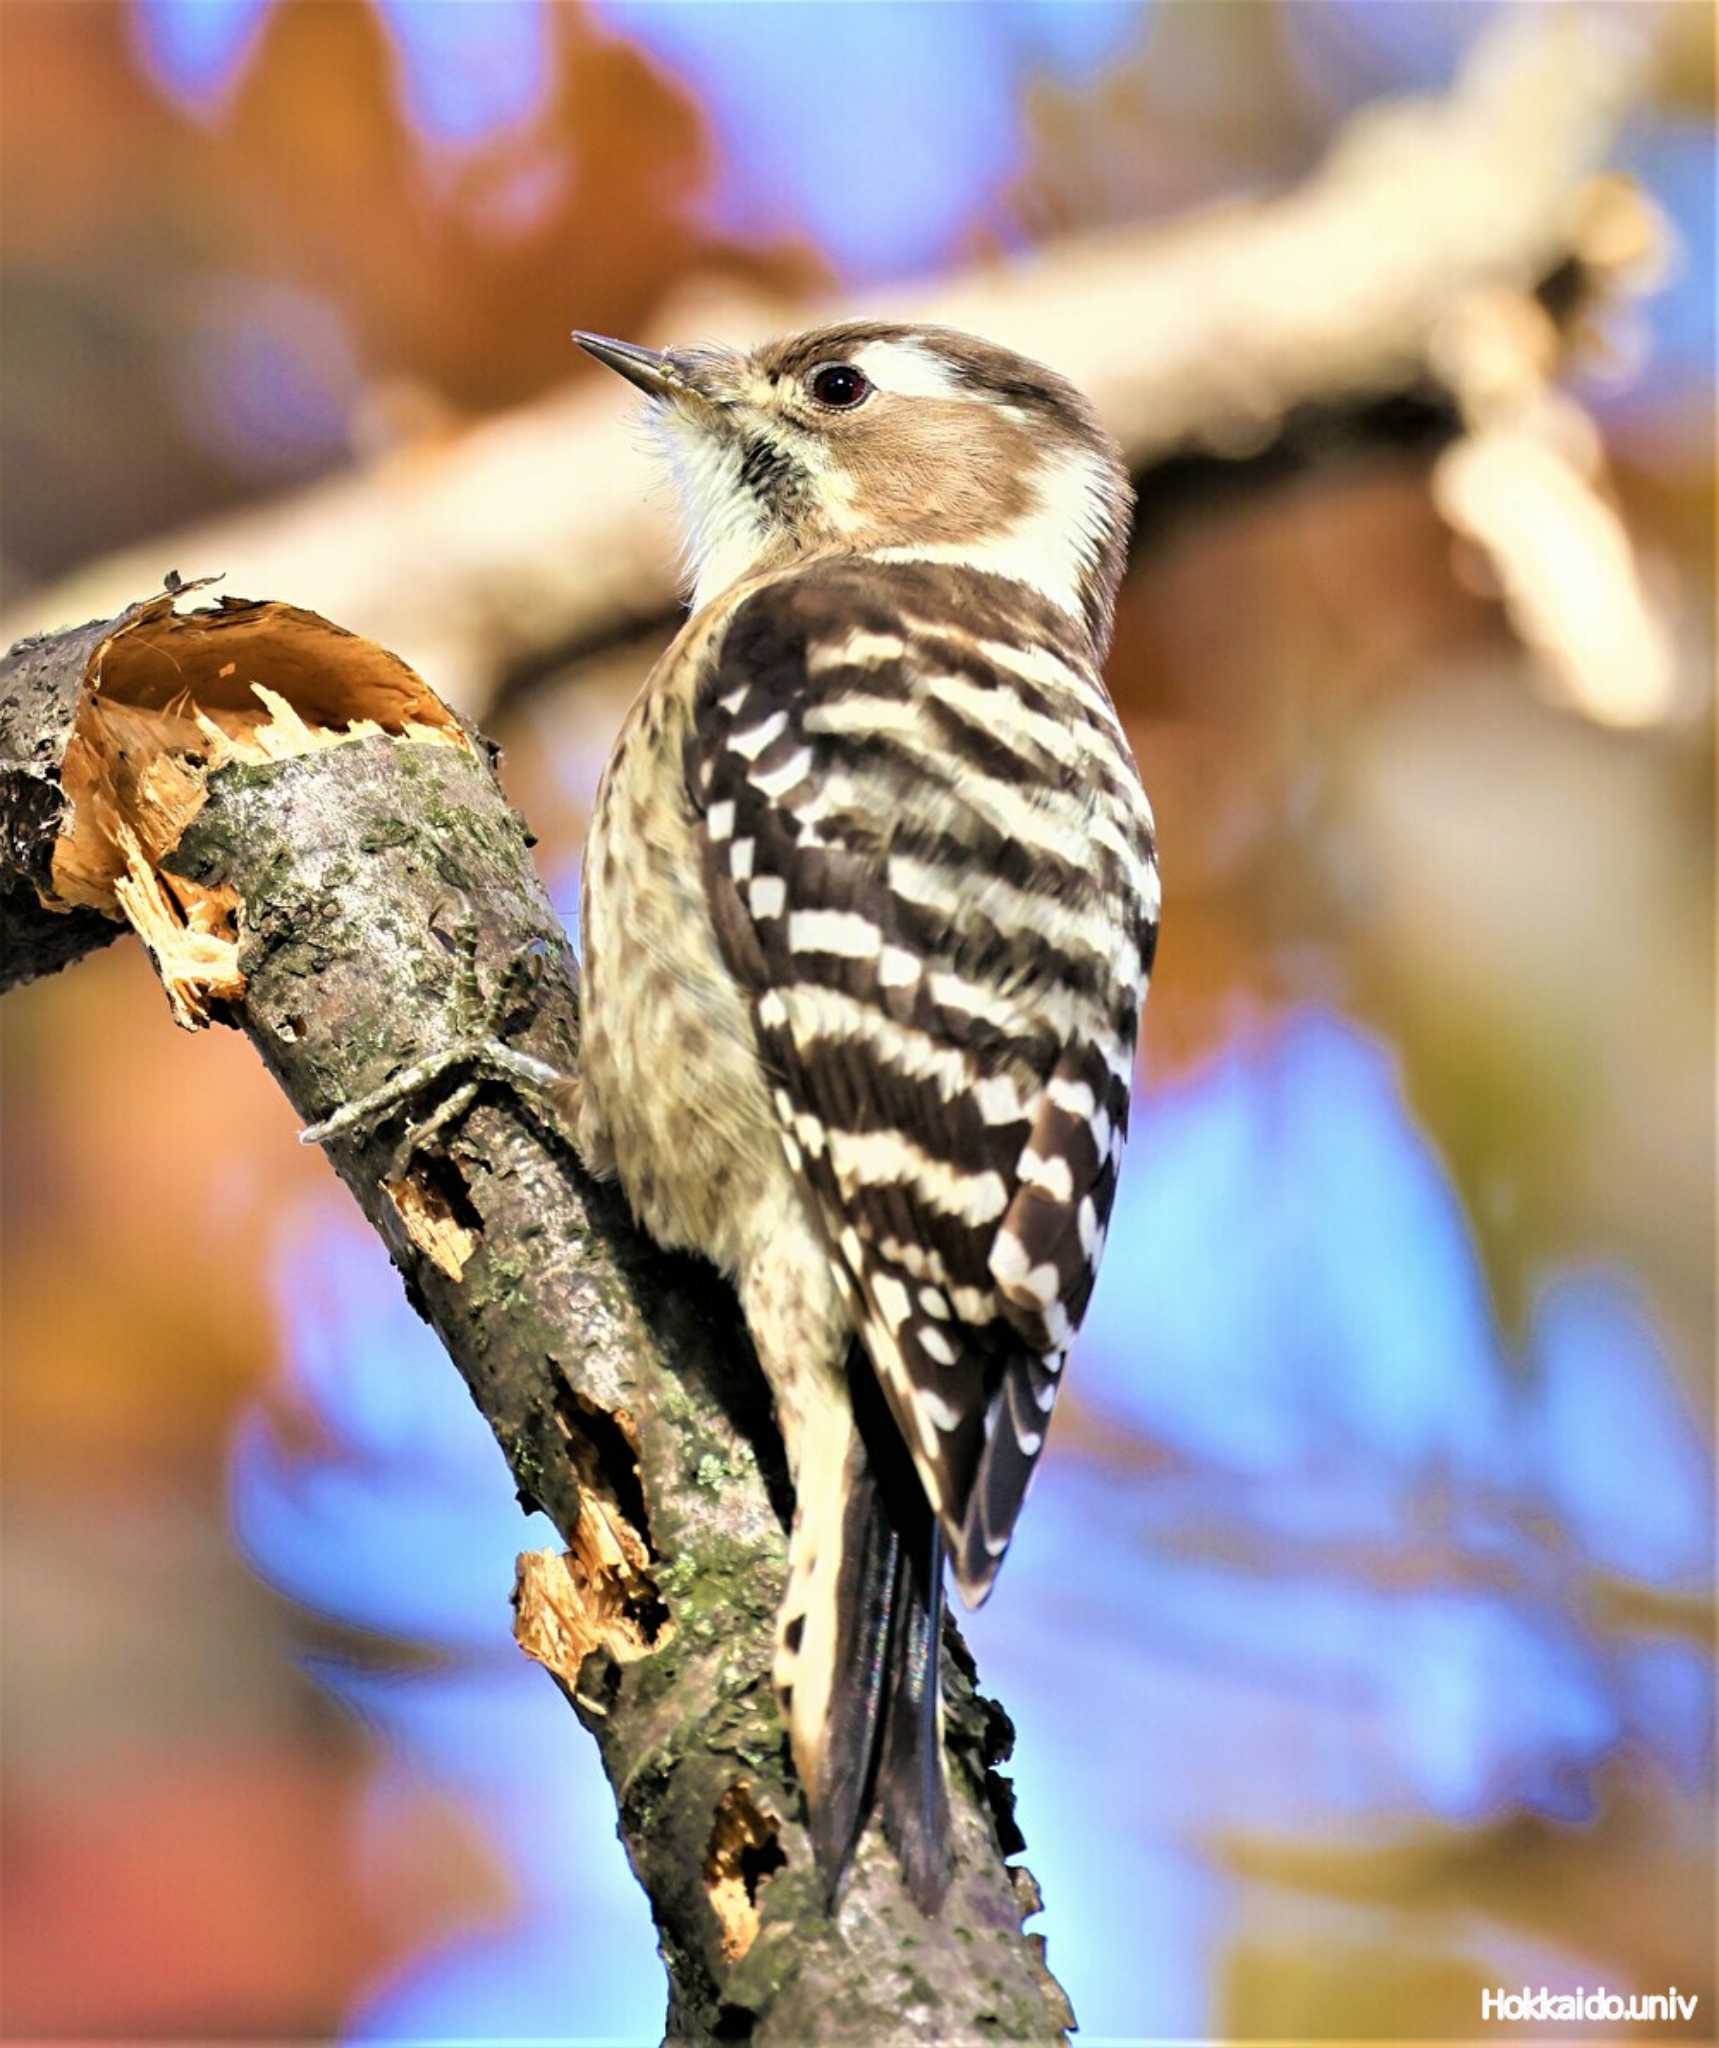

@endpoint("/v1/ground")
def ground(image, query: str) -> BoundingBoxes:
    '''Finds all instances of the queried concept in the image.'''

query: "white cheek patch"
[1029,443,1117,566]
[849,339,967,401]
[875,440,1117,627]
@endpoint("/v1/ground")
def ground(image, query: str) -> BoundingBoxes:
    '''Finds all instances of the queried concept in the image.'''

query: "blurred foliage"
[0,0,818,588]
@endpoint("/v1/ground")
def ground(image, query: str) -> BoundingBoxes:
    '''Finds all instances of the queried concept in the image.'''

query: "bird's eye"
[808,363,871,410]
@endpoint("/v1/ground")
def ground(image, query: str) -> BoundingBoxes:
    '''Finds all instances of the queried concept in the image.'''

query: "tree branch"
[0,590,1073,2044]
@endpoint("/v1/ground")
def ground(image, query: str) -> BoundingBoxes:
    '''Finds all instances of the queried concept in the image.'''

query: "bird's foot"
[298,889,573,1175]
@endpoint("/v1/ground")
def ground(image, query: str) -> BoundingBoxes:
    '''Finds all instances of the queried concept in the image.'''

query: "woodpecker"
[568,321,1158,1912]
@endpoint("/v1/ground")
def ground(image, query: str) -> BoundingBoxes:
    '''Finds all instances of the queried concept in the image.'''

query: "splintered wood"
[514,1486,672,1684]
[39,590,471,1026]
[703,1783,786,1964]
[384,1171,479,1281]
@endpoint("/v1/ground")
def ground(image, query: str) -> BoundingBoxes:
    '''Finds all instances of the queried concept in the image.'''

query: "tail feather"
[877,1521,952,1913]
[804,1439,899,1899]
[777,1353,952,1914]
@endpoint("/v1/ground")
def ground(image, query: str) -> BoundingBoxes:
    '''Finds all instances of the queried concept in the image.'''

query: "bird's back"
[679,553,1158,1596]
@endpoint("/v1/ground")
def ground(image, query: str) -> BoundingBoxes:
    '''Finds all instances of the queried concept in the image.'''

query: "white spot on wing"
[991,1228,1030,1288]
[919,1323,956,1367]
[1049,1076,1097,1120]
[729,710,788,761]
[1077,1196,1100,1257]
[872,1270,911,1332]
[827,1128,1009,1226]
[973,1073,1026,1126]
[787,909,882,959]
[803,694,930,744]
[1018,1264,1060,1309]
[750,743,814,801]
[806,628,907,671]
[1019,1147,1075,1204]
[774,985,975,1102]
[950,1284,995,1324]
[916,1384,962,1431]
[914,1401,943,1464]
[891,847,1121,969]
[991,1226,1062,1313]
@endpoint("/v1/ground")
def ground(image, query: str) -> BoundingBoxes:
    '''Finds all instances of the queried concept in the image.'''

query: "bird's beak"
[573,330,685,403]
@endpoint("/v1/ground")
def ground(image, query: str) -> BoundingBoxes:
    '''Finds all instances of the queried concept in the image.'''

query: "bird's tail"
[772,1353,952,1914]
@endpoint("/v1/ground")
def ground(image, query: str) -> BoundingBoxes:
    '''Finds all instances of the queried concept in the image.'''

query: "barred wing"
[687,560,1158,1602]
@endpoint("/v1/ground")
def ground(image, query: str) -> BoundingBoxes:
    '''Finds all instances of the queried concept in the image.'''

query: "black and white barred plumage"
[692,557,1156,1601]
[572,322,1157,1912]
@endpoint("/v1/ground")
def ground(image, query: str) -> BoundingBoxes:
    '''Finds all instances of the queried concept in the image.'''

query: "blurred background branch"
[0,12,1670,728]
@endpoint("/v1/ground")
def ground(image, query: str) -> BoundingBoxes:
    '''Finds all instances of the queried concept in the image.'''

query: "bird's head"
[575,321,1132,653]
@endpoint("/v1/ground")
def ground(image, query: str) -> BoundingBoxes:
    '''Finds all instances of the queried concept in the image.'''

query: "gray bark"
[1,611,132,987]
